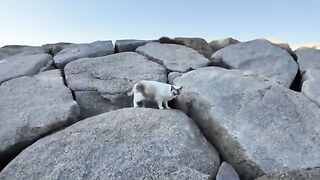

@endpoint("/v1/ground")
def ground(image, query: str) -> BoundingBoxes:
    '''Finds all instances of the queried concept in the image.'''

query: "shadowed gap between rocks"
[60,67,77,101]
[289,69,302,92]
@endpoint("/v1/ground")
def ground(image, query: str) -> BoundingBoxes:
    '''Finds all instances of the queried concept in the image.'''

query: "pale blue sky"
[0,0,319,47]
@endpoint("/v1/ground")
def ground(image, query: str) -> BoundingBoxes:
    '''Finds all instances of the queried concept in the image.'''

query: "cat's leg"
[164,101,171,109]
[133,93,144,107]
[157,100,164,110]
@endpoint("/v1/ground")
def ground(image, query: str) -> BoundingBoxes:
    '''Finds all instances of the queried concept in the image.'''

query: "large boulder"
[115,39,152,52]
[174,67,320,179]
[296,48,320,107]
[136,42,210,72]
[266,38,295,57]
[0,108,220,179]
[41,42,74,55]
[301,69,320,107]
[0,70,79,169]
[209,37,240,53]
[295,48,320,73]
[53,40,114,68]
[0,45,47,60]
[173,37,214,58]
[0,53,53,84]
[211,39,298,87]
[65,52,167,119]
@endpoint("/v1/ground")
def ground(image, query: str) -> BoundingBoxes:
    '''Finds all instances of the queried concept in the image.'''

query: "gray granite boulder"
[301,69,320,107]
[136,42,210,72]
[209,37,240,53]
[173,37,214,58]
[216,162,240,180]
[295,48,320,73]
[53,41,114,68]
[168,72,183,84]
[0,70,79,169]
[0,45,47,60]
[0,53,53,84]
[115,39,152,52]
[0,108,220,179]
[41,42,74,55]
[174,67,320,179]
[65,52,167,119]
[267,38,295,58]
[211,39,298,87]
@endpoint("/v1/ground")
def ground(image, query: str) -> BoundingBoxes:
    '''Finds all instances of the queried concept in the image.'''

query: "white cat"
[128,80,182,109]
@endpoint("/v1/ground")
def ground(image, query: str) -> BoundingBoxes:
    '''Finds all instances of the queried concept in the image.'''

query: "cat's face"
[171,85,182,97]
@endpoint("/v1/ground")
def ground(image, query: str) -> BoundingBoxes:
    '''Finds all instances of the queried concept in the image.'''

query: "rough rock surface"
[0,45,47,60]
[209,37,240,53]
[173,37,214,58]
[65,52,167,119]
[53,41,114,68]
[41,42,74,55]
[0,53,53,84]
[168,72,184,84]
[295,48,320,73]
[216,162,240,180]
[136,42,210,72]
[174,67,320,179]
[0,108,220,180]
[211,39,298,87]
[0,70,79,169]
[266,38,295,58]
[115,39,152,52]
[301,69,320,107]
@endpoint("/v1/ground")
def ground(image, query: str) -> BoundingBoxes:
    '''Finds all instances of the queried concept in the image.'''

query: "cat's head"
[171,85,183,97]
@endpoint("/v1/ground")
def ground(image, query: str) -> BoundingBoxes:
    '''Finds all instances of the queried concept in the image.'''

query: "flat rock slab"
[0,53,53,84]
[0,45,47,60]
[295,48,320,73]
[216,162,240,180]
[65,52,167,119]
[174,37,213,58]
[53,41,114,68]
[211,39,298,87]
[136,42,210,72]
[209,37,240,53]
[0,108,220,179]
[174,67,320,180]
[0,70,79,169]
[115,39,152,52]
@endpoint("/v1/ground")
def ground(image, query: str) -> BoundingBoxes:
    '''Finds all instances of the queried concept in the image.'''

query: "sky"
[0,0,319,47]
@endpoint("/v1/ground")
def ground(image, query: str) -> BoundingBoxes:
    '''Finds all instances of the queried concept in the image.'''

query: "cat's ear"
[177,86,183,91]
[171,85,175,91]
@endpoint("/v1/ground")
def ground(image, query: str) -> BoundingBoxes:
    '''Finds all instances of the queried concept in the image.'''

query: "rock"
[0,108,220,179]
[216,162,240,180]
[173,37,214,58]
[255,169,320,180]
[115,39,152,52]
[295,48,320,73]
[53,41,114,68]
[158,36,185,45]
[211,39,298,87]
[0,70,79,170]
[0,45,47,59]
[65,52,167,119]
[0,53,53,84]
[174,67,320,180]
[209,37,240,53]
[266,38,295,58]
[293,43,320,51]
[301,69,320,107]
[136,42,210,72]
[41,42,74,55]
[168,72,183,84]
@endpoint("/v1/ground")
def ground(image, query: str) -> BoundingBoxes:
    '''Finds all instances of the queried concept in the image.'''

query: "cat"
[128,80,182,109]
